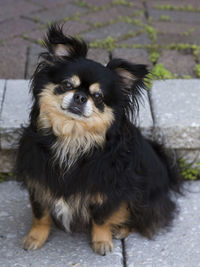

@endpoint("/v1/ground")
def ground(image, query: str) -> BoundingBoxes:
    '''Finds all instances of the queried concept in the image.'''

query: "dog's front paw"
[92,241,113,256]
[22,235,45,251]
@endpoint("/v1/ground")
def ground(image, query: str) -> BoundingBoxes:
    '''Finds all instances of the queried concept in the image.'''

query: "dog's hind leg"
[22,191,51,251]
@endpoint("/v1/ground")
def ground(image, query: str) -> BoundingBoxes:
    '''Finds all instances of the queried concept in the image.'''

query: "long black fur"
[16,24,181,243]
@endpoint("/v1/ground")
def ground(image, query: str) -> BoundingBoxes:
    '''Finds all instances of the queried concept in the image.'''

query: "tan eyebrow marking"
[89,83,102,94]
[69,75,81,88]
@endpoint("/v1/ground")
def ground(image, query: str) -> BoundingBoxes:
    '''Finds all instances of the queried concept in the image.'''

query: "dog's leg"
[91,203,130,255]
[22,192,51,250]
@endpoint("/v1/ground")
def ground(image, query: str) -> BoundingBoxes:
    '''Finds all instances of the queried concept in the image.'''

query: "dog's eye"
[63,80,73,90]
[93,92,103,102]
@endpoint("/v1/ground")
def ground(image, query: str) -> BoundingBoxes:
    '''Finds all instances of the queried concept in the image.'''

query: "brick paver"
[0,0,200,78]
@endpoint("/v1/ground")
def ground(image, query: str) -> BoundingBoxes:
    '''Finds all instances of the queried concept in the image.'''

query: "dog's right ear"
[44,24,88,58]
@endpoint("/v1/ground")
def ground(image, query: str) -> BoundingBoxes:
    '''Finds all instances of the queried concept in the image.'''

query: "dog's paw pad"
[22,235,43,251]
[92,241,113,256]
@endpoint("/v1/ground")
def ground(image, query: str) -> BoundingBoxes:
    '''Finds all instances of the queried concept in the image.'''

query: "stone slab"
[0,181,123,267]
[125,181,200,267]
[0,80,32,150]
[150,80,200,149]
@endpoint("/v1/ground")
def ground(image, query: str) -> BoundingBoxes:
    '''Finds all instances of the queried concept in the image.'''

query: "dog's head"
[31,24,148,166]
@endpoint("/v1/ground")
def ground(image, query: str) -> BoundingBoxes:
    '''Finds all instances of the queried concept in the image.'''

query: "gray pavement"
[0,181,200,267]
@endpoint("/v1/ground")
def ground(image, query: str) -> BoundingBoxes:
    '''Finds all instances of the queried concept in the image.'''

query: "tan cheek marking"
[89,83,102,94]
[70,75,81,88]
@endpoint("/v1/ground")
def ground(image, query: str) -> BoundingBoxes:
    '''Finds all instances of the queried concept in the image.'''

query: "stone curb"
[0,79,200,172]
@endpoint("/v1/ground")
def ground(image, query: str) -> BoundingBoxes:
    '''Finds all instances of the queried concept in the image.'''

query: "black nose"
[73,92,87,105]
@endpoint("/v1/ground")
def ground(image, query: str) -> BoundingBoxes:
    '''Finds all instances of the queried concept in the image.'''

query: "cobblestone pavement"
[0,0,200,79]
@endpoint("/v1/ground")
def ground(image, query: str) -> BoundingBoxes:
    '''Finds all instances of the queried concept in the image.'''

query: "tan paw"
[92,241,113,256]
[113,227,130,240]
[22,235,45,251]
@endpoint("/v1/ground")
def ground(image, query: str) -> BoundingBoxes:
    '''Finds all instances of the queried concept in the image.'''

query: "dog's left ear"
[44,24,88,58]
[106,59,148,89]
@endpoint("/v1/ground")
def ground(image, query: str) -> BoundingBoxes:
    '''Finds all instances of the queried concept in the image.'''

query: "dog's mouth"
[67,106,82,116]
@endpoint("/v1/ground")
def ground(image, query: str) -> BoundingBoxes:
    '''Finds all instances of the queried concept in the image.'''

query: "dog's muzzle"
[61,92,92,117]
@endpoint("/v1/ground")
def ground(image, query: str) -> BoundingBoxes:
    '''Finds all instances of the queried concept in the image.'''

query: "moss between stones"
[179,159,200,180]
[156,4,200,12]
[0,173,13,183]
[160,15,171,21]
[195,64,200,77]
[89,36,116,51]
[149,51,160,63]
[151,63,176,79]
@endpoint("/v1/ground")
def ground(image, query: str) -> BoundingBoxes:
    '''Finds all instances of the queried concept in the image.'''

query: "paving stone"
[126,181,200,267]
[0,18,38,40]
[113,48,152,67]
[28,0,71,8]
[147,0,200,8]
[26,21,90,43]
[148,8,200,23]
[87,48,109,65]
[0,38,31,79]
[80,5,135,25]
[156,33,200,46]
[0,80,32,150]
[158,50,196,77]
[26,3,88,24]
[119,33,151,45]
[152,21,200,35]
[0,0,42,22]
[84,0,114,6]
[82,22,141,41]
[0,181,123,267]
[150,80,200,149]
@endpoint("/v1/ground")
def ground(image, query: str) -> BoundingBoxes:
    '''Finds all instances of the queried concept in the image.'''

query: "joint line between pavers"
[24,46,31,79]
[0,80,7,149]
[147,90,156,127]
[121,239,127,267]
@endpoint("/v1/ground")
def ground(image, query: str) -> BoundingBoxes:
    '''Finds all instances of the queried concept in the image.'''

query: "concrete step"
[0,79,200,172]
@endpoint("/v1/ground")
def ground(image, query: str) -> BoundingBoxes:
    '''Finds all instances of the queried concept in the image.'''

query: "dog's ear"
[107,58,149,116]
[44,24,88,58]
[106,58,148,89]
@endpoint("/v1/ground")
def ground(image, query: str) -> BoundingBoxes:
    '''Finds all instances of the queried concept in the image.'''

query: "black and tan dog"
[16,24,180,255]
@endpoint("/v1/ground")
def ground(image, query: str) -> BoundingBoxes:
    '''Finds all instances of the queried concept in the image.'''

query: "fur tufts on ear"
[107,58,149,119]
[44,23,88,58]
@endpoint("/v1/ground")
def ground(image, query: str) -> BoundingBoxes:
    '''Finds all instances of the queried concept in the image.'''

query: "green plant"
[195,64,200,77]
[89,36,116,51]
[156,4,200,12]
[160,15,170,21]
[182,75,192,79]
[0,172,13,183]
[144,25,157,41]
[152,63,175,79]
[149,51,160,63]
[179,159,200,180]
